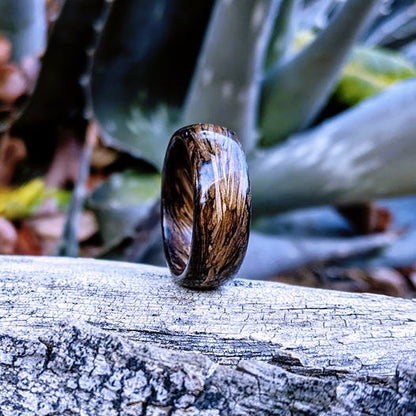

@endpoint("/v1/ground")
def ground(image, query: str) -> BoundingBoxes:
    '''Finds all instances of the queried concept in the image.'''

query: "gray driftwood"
[1,255,416,415]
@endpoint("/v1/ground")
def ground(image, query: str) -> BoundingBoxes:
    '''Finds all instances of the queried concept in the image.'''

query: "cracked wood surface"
[0,325,415,415]
[1,255,415,380]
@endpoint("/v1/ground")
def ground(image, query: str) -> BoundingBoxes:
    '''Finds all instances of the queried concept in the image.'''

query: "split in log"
[0,255,416,414]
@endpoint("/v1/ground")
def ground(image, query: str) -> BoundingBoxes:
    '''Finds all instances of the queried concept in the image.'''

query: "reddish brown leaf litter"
[0,64,27,104]
[14,222,42,255]
[0,136,27,185]
[275,264,416,298]
[0,217,17,254]
[45,130,83,188]
[337,202,392,234]
[28,211,97,243]
[0,34,35,132]
[0,35,12,66]
[396,265,416,292]
[46,0,63,28]
[360,267,412,298]
[0,209,98,257]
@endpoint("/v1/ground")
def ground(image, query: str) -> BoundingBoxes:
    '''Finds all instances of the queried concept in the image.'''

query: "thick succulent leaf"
[364,1,416,49]
[254,205,353,237]
[237,230,397,280]
[259,0,379,146]
[0,0,46,63]
[97,203,162,264]
[300,0,396,36]
[13,0,107,141]
[91,0,214,169]
[401,41,416,65]
[334,46,416,106]
[183,0,281,152]
[265,0,298,68]
[87,170,160,250]
[297,0,341,31]
[250,78,416,216]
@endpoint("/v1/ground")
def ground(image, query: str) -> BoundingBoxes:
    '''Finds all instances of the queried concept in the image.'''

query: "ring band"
[161,123,251,289]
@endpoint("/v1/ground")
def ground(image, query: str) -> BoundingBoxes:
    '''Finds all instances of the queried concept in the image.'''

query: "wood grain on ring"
[161,123,251,289]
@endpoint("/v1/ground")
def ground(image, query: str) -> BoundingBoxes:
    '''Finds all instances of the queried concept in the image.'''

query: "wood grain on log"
[1,255,415,380]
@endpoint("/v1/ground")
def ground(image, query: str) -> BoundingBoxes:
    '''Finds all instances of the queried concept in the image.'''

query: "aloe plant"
[4,0,416,276]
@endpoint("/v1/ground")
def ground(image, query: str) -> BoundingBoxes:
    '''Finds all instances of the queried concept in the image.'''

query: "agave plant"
[2,0,416,280]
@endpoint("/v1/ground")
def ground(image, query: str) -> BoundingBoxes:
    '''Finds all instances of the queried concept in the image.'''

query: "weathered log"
[1,324,415,415]
[0,255,415,414]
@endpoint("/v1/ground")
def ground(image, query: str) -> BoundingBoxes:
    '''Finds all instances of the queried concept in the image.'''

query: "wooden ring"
[161,123,251,289]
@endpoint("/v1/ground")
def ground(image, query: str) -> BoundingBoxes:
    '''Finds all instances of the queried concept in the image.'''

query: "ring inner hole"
[163,139,194,275]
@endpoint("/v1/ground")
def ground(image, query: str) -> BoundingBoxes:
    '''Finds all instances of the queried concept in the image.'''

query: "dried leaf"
[90,143,118,170]
[336,195,416,269]
[28,211,97,242]
[45,0,63,27]
[45,130,82,188]
[0,63,27,104]
[0,34,12,65]
[361,267,411,298]
[15,221,42,255]
[275,264,413,298]
[337,202,392,234]
[0,136,27,185]
[0,216,17,254]
[407,268,416,291]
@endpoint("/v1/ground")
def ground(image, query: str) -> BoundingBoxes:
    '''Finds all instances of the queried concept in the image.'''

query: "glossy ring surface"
[161,123,251,289]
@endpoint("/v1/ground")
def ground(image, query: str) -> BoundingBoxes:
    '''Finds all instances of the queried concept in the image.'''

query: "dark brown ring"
[161,123,251,289]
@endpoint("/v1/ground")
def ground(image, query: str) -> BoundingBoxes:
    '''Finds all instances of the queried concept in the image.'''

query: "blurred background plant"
[1,0,416,297]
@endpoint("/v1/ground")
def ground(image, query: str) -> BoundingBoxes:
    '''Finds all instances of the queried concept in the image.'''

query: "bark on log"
[0,255,415,414]
[1,325,415,415]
